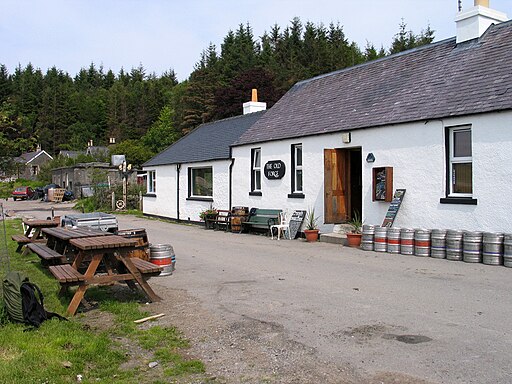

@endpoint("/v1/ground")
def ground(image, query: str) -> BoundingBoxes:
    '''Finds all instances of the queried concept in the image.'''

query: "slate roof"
[143,110,266,167]
[235,21,512,146]
[15,150,53,163]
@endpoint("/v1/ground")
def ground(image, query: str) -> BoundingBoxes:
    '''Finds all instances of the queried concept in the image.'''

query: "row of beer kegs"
[361,225,512,267]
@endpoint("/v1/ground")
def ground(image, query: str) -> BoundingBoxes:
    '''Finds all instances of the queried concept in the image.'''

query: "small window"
[190,167,213,197]
[292,144,303,193]
[148,170,156,193]
[449,126,472,196]
[251,148,261,192]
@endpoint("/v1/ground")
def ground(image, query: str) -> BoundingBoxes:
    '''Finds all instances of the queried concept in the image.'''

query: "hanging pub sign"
[264,160,286,179]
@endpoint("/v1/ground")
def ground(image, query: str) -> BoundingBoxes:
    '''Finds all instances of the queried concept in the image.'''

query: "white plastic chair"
[271,211,290,240]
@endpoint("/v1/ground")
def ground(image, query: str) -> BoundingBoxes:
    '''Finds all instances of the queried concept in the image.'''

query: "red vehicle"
[11,186,34,201]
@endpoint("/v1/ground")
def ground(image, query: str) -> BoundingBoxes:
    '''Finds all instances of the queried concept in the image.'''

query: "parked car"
[11,186,34,201]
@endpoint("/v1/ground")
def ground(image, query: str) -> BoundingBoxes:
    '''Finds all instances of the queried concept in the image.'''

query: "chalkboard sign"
[288,210,306,239]
[382,189,406,227]
[264,160,286,179]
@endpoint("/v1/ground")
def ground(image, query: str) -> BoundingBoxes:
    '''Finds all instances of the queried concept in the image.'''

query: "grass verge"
[0,218,207,383]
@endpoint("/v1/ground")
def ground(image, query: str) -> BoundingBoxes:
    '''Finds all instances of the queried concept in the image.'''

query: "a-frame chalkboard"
[382,189,406,227]
[288,210,306,239]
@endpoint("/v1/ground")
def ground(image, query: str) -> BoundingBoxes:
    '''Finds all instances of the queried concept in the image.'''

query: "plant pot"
[304,229,319,242]
[346,232,362,248]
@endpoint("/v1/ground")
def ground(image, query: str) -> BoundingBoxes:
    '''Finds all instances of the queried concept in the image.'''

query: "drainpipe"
[229,158,235,209]
[176,164,181,221]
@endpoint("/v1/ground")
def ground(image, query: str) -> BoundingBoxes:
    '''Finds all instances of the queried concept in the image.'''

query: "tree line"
[0,18,433,170]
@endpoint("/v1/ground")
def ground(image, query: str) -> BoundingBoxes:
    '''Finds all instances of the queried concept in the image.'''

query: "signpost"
[382,189,406,227]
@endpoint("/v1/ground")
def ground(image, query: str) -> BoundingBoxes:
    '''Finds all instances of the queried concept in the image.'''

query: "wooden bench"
[49,264,85,284]
[130,258,163,277]
[214,210,231,231]
[11,234,45,252]
[242,208,281,235]
[26,243,67,266]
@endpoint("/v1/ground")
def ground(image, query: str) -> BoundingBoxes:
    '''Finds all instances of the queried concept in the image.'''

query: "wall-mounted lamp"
[366,153,375,163]
[341,132,351,143]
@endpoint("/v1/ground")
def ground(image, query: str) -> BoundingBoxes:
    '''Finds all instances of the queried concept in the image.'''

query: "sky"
[2,0,512,81]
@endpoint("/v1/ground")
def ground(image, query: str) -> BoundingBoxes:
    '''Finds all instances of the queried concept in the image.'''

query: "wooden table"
[23,219,60,238]
[42,227,111,256]
[12,219,59,252]
[49,235,162,315]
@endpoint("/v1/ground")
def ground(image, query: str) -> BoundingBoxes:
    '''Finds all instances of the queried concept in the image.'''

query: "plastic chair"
[271,211,290,240]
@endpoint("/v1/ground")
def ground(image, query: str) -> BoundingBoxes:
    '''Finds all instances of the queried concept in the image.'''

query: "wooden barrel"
[361,224,375,251]
[231,206,249,233]
[414,229,431,257]
[387,227,401,254]
[117,228,149,260]
[150,244,174,276]
[482,232,504,266]
[374,226,388,252]
[400,228,414,255]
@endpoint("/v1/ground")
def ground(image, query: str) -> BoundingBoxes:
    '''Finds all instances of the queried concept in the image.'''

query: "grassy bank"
[0,219,207,383]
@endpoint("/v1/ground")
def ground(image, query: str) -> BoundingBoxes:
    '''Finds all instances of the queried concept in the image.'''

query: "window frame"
[289,143,305,198]
[188,166,213,199]
[147,170,156,194]
[250,148,262,196]
[440,125,477,205]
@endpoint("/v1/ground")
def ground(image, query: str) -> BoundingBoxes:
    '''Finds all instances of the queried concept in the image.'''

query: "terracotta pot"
[346,232,362,248]
[304,229,319,242]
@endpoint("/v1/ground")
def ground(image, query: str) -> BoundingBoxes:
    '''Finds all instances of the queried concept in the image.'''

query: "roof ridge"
[294,37,456,88]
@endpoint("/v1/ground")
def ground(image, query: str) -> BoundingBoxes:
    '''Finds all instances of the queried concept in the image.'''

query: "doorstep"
[319,232,347,246]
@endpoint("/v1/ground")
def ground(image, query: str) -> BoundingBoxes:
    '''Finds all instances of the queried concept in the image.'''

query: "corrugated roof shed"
[235,21,512,146]
[143,110,265,167]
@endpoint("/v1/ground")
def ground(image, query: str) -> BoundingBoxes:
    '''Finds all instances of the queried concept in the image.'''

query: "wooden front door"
[324,149,350,223]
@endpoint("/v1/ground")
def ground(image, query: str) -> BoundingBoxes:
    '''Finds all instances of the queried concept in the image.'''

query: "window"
[189,167,213,197]
[251,148,261,194]
[441,125,476,205]
[292,144,303,193]
[449,126,472,196]
[148,170,156,194]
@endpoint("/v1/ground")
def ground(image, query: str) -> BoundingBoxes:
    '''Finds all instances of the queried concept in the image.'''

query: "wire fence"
[0,203,11,297]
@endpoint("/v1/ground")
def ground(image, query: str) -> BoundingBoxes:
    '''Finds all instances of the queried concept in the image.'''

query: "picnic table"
[49,235,162,315]
[43,226,110,255]
[12,218,59,252]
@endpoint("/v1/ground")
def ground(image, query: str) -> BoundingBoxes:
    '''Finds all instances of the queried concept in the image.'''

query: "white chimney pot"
[455,4,508,43]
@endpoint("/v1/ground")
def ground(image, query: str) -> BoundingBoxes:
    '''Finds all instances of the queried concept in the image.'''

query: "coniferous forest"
[0,18,433,170]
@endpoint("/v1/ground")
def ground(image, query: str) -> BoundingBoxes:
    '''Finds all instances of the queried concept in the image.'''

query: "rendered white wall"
[143,160,231,222]
[142,165,177,218]
[232,111,512,233]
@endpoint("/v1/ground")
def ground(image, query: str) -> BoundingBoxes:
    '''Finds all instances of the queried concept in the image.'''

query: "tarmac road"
[3,199,512,383]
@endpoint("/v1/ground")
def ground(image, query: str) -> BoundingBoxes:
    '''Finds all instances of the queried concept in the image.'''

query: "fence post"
[139,191,143,211]
[112,192,115,210]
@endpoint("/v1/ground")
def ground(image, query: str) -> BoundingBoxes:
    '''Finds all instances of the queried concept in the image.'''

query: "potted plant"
[199,207,218,229]
[346,211,363,247]
[303,207,320,242]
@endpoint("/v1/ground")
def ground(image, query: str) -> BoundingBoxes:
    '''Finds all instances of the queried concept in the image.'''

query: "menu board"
[289,210,306,239]
[382,189,406,227]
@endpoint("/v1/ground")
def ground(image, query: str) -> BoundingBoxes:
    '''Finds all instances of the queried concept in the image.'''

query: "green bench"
[242,208,281,235]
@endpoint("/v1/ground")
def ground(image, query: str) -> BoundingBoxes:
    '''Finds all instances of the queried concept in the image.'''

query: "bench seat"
[12,234,45,252]
[242,209,281,235]
[130,258,163,275]
[27,243,66,265]
[49,264,85,283]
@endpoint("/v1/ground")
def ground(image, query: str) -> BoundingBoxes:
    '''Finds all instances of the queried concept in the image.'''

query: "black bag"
[3,272,66,327]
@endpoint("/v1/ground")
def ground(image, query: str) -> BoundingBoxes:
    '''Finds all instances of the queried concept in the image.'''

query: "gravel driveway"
[3,200,512,384]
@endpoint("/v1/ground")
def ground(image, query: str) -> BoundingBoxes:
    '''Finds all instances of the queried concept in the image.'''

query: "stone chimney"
[243,89,267,115]
[455,0,508,43]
